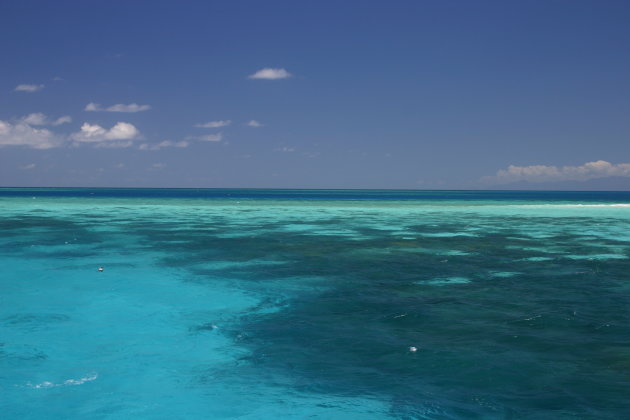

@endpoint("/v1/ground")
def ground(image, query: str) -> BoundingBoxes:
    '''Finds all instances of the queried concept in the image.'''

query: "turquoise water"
[1,189,630,419]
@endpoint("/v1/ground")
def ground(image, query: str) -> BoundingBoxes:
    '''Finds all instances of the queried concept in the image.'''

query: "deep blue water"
[2,187,630,202]
[1,189,629,419]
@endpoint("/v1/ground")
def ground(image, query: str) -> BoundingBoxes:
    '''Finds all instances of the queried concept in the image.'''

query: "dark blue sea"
[1,189,629,419]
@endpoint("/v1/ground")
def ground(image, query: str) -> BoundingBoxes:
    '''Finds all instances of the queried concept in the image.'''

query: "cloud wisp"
[52,116,72,126]
[484,160,630,184]
[196,133,223,142]
[15,84,45,92]
[138,140,189,151]
[248,68,292,80]
[275,146,295,153]
[194,120,231,128]
[246,120,263,127]
[85,103,151,112]
[21,113,48,126]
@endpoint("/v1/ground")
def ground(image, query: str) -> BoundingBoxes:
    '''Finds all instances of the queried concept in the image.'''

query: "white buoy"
[409,346,418,352]
[98,267,104,272]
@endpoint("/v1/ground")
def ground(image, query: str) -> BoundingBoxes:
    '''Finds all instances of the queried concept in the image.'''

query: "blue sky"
[1,0,629,189]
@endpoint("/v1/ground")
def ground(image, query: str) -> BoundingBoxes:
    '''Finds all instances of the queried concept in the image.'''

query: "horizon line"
[1,186,630,193]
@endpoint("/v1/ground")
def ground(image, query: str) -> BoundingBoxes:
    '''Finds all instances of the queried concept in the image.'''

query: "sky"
[1,0,629,189]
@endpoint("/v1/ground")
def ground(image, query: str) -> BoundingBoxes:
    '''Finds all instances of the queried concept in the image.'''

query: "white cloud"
[71,122,140,145]
[0,120,59,149]
[247,120,263,127]
[248,68,292,80]
[0,116,134,150]
[197,133,223,142]
[485,160,630,184]
[52,116,72,126]
[85,102,151,112]
[19,113,72,127]
[21,163,37,170]
[72,123,107,142]
[195,120,231,128]
[138,140,189,151]
[15,84,44,92]
[107,122,139,139]
[21,113,48,126]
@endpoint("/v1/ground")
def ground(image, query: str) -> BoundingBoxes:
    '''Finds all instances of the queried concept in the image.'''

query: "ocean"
[1,188,629,419]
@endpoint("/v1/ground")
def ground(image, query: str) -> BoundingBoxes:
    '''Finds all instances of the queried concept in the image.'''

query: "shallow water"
[1,189,629,419]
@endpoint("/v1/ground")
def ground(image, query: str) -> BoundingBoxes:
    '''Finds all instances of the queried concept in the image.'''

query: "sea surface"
[1,188,629,419]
